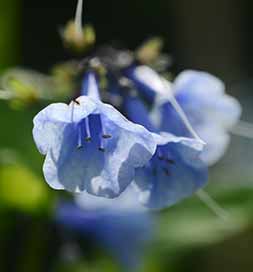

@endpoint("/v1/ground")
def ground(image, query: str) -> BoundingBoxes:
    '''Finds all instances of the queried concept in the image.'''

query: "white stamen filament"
[74,0,84,39]
[70,101,75,122]
[196,189,230,222]
[169,94,204,143]
[84,117,91,140]
[230,120,253,139]
[160,79,204,144]
[77,126,83,148]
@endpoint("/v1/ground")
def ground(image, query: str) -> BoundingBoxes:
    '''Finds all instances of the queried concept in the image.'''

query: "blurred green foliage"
[0,0,19,70]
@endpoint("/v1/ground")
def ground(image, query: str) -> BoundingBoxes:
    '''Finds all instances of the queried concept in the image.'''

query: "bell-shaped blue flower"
[126,65,241,165]
[156,70,242,165]
[33,72,156,197]
[123,96,208,209]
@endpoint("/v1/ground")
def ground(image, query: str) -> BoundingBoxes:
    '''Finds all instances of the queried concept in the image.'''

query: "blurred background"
[1,0,253,271]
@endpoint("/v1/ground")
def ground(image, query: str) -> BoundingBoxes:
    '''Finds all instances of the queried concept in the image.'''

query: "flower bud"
[61,21,96,53]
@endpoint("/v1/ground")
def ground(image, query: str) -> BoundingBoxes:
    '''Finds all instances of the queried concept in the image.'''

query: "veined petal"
[33,97,96,155]
[97,100,157,157]
[173,70,225,98]
[197,124,231,165]
[134,133,207,209]
[39,99,156,197]
[86,110,157,197]
[153,70,241,165]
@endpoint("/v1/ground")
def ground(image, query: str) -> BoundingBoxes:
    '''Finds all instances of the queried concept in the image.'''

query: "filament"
[77,125,83,148]
[84,117,91,141]
[196,189,230,222]
[74,0,84,39]
[169,93,204,143]
[160,80,204,143]
[230,120,253,139]
[70,101,75,122]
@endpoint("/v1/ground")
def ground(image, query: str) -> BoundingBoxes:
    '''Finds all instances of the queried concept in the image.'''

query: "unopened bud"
[62,21,96,53]
[136,37,164,64]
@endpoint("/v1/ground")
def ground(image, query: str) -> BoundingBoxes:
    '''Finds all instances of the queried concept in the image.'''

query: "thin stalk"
[74,0,84,39]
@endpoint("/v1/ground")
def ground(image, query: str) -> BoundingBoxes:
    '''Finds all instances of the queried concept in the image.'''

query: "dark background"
[21,0,253,84]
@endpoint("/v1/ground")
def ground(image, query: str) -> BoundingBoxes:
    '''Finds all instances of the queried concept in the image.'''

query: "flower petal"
[42,108,156,197]
[75,184,145,212]
[134,133,208,209]
[33,96,96,155]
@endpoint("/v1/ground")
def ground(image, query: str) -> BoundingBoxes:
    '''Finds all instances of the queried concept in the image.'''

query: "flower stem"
[196,189,230,222]
[74,0,84,39]
[230,120,253,139]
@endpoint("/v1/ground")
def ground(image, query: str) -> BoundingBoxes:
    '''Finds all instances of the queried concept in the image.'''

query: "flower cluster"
[32,44,241,210]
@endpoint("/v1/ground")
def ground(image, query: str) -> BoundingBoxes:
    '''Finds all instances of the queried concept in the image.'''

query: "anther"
[98,147,105,152]
[74,99,80,105]
[162,167,171,176]
[166,158,175,164]
[102,134,112,139]
[84,118,91,141]
[77,126,83,149]
[85,137,92,142]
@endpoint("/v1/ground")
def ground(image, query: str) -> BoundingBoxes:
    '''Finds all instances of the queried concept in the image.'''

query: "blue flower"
[126,66,241,165]
[156,70,242,165]
[123,96,208,209]
[56,186,153,270]
[33,72,156,197]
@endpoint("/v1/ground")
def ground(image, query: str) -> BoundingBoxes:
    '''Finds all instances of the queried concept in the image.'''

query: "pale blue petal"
[75,184,146,212]
[33,97,96,155]
[197,124,230,165]
[174,70,225,98]
[42,104,156,197]
[134,133,208,209]
[173,70,241,129]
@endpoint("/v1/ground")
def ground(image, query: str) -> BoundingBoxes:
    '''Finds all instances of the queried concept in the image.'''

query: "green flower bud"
[61,21,96,53]
[136,37,164,65]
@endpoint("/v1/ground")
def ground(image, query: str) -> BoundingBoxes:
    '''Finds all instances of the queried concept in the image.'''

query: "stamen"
[84,117,91,142]
[98,115,112,141]
[165,158,175,164]
[196,189,230,222]
[162,167,171,176]
[74,99,80,105]
[102,134,112,139]
[161,80,205,144]
[70,101,75,122]
[98,147,105,152]
[98,115,112,152]
[170,95,204,143]
[74,0,84,39]
[230,120,253,139]
[77,126,83,149]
